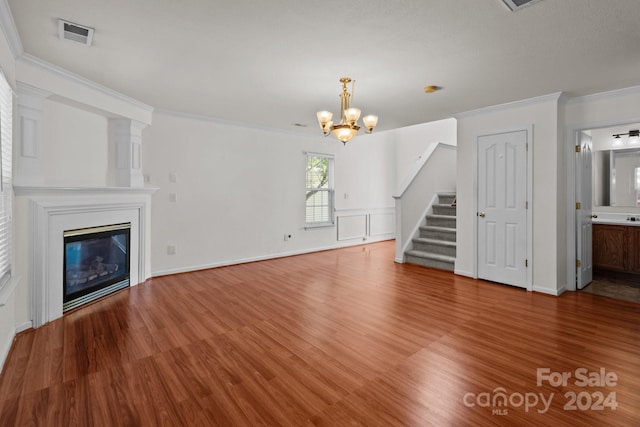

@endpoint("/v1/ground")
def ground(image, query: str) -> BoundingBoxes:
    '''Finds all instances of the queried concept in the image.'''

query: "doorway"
[571,121,640,292]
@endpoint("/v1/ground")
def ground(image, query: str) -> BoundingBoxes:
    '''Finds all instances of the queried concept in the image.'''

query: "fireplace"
[63,223,131,312]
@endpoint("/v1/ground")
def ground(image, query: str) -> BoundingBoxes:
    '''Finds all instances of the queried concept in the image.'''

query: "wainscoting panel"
[370,212,395,237]
[337,214,367,241]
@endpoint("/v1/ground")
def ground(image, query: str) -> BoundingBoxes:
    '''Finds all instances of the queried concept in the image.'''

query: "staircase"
[404,193,456,271]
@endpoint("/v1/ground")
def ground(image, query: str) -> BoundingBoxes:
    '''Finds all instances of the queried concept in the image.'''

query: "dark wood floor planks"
[1,241,639,426]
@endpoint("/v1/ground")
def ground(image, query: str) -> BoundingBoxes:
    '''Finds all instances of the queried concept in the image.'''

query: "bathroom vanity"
[592,217,640,277]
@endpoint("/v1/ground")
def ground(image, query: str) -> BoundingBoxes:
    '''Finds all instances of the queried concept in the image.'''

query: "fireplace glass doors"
[63,223,131,312]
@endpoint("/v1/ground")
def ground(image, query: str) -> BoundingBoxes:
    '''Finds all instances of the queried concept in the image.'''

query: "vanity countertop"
[592,214,640,226]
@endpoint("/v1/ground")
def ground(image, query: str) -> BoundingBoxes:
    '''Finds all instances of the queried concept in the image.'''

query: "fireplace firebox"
[63,223,131,312]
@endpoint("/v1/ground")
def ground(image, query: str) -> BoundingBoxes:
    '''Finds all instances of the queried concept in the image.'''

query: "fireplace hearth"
[63,223,131,312]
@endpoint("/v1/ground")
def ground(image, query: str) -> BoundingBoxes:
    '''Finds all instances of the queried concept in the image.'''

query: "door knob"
[478,212,486,217]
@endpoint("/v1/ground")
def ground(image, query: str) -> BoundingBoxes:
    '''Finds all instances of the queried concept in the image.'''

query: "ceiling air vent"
[58,19,94,46]
[501,0,544,11]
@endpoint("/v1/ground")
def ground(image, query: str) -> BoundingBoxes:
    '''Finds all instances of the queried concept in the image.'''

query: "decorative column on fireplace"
[63,222,131,312]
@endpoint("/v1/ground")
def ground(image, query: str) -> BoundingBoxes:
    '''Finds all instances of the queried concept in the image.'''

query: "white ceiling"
[7,0,640,135]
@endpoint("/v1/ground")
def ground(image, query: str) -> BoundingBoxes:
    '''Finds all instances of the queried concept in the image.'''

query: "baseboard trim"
[533,285,566,296]
[454,269,475,278]
[0,328,15,376]
[152,236,395,277]
[15,321,33,334]
[0,275,20,307]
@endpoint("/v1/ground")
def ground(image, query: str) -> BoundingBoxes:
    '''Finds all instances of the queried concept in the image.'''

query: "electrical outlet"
[167,245,177,255]
[144,174,151,184]
[169,172,177,183]
[169,192,177,202]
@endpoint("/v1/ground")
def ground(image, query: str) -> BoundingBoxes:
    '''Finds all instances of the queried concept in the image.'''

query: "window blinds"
[0,72,12,288]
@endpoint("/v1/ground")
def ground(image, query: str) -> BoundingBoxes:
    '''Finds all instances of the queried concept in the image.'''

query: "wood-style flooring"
[1,241,639,426]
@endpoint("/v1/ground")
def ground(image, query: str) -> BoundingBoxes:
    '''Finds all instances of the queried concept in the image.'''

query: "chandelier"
[316,77,378,144]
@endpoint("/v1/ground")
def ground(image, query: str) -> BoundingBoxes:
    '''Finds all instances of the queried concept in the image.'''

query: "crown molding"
[18,53,154,114]
[566,85,640,105]
[13,185,158,197]
[0,0,23,58]
[453,92,564,119]
[154,108,326,139]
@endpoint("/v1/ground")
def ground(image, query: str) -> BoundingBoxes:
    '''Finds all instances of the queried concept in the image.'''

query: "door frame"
[565,117,640,292]
[474,126,533,291]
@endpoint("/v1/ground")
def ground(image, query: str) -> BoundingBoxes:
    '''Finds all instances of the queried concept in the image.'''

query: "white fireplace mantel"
[15,186,157,327]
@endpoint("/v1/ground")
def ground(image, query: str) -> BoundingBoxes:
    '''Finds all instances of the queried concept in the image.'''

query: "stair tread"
[426,214,456,219]
[412,237,456,247]
[421,225,456,232]
[405,250,455,262]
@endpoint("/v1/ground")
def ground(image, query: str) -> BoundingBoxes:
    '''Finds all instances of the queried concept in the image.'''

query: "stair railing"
[393,143,456,262]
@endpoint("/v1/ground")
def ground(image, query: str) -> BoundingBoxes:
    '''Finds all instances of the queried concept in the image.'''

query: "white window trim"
[304,152,335,229]
[0,68,13,301]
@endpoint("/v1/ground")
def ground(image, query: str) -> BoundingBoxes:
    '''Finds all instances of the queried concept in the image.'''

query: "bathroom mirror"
[594,148,640,207]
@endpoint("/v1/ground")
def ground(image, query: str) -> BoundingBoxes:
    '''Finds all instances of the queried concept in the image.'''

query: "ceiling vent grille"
[58,20,94,46]
[501,0,543,11]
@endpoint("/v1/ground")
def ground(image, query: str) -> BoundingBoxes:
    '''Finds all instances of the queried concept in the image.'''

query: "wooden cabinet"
[592,223,640,276]
[593,224,627,271]
[628,227,640,273]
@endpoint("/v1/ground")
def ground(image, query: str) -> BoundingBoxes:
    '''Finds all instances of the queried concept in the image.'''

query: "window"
[305,153,334,227]
[0,70,12,291]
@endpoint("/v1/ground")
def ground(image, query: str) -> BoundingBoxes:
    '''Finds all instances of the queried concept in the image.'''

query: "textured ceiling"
[7,0,640,134]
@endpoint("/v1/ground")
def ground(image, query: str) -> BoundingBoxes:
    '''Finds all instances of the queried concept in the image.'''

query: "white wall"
[143,112,396,275]
[394,118,457,187]
[455,95,565,295]
[42,99,109,187]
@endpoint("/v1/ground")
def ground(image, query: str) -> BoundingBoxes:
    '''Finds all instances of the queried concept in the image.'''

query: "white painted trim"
[14,185,158,196]
[27,194,152,327]
[533,285,566,296]
[155,108,328,139]
[335,206,394,214]
[336,214,367,241]
[454,269,474,278]
[369,212,395,237]
[566,85,640,105]
[393,143,456,198]
[152,236,395,277]
[0,326,14,375]
[17,54,154,114]
[0,275,19,306]
[454,92,563,119]
[15,321,31,333]
[0,0,23,58]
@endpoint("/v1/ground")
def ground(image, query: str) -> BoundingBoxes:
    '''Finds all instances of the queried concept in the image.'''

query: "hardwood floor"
[1,241,639,426]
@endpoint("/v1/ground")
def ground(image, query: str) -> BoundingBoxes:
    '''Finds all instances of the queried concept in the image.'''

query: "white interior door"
[477,131,528,288]
[576,131,593,289]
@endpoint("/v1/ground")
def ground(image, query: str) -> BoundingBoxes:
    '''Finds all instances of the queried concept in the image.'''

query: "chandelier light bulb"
[344,108,361,126]
[362,115,378,133]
